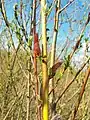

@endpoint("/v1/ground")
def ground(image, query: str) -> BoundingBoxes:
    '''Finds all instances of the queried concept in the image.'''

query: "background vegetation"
[0,0,90,120]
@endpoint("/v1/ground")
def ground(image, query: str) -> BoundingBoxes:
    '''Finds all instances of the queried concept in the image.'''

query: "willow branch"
[58,0,74,14]
[0,0,15,49]
[55,57,90,105]
[71,67,90,120]
[41,0,49,119]
[63,12,90,73]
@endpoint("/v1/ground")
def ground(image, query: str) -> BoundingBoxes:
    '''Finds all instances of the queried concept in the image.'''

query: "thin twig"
[3,95,22,120]
[58,0,75,14]
[55,57,90,105]
[71,67,90,120]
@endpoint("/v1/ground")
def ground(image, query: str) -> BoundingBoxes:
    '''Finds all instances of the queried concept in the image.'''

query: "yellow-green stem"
[41,0,48,120]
